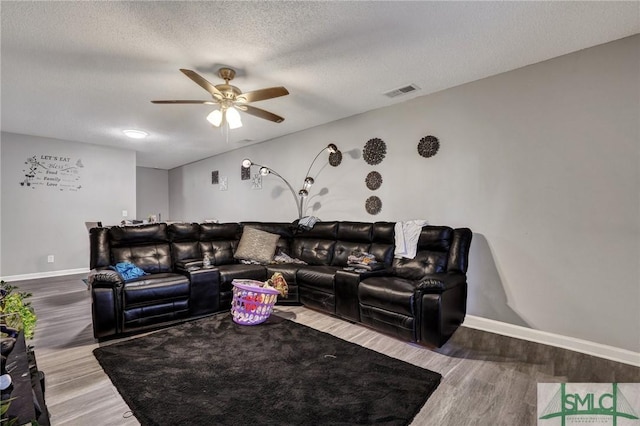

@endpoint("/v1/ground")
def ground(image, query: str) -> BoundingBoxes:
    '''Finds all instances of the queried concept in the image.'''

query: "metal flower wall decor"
[363,138,386,165]
[365,171,383,191]
[365,196,382,215]
[328,150,343,167]
[418,135,440,158]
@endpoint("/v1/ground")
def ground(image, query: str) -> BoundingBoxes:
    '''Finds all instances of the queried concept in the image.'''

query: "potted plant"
[0,280,37,340]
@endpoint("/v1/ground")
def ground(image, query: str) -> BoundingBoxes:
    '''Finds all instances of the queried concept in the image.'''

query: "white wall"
[136,167,169,222]
[0,132,136,277]
[169,36,640,352]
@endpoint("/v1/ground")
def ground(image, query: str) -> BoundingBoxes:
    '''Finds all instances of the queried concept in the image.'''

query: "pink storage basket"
[231,279,280,325]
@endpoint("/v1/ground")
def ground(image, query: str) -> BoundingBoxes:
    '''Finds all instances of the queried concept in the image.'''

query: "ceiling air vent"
[383,84,420,98]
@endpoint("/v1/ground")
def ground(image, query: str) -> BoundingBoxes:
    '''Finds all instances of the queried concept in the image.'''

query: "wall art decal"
[365,196,382,215]
[363,138,386,165]
[241,165,251,180]
[251,174,262,190]
[211,170,219,184]
[418,135,440,158]
[219,176,228,191]
[20,154,83,191]
[365,171,383,190]
[329,150,343,167]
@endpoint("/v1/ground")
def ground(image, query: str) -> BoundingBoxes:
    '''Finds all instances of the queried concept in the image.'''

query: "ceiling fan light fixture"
[226,106,243,129]
[206,109,223,127]
[123,129,148,139]
[242,158,253,168]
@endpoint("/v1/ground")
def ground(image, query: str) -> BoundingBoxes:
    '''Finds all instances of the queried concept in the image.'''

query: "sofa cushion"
[217,264,268,293]
[234,227,280,264]
[200,222,240,241]
[296,266,341,292]
[290,239,335,265]
[392,251,448,280]
[111,262,147,280]
[110,223,168,247]
[359,276,417,317]
[111,243,172,274]
[200,240,236,265]
[171,241,201,264]
[168,222,200,242]
[123,272,190,307]
[331,241,372,267]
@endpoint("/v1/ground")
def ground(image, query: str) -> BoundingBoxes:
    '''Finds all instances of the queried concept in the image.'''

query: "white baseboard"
[463,315,640,367]
[1,268,89,282]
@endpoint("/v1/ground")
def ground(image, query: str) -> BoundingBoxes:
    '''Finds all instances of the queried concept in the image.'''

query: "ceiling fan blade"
[151,100,218,105]
[180,69,224,100]
[238,105,285,123]
[236,87,289,103]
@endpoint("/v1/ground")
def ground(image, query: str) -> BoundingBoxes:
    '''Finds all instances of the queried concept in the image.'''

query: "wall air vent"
[383,84,420,98]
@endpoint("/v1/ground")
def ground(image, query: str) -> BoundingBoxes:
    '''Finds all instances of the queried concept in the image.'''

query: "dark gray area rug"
[93,313,442,426]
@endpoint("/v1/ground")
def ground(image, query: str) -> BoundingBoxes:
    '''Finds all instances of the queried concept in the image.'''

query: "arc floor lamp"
[242,143,339,219]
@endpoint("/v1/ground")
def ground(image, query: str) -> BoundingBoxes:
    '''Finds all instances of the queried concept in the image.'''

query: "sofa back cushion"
[393,226,453,280]
[106,224,172,273]
[297,221,338,239]
[448,228,473,274]
[199,223,241,241]
[168,223,200,242]
[90,227,111,269]
[371,222,395,266]
[290,239,335,265]
[199,223,241,265]
[291,221,338,265]
[111,243,172,274]
[331,241,372,266]
[109,223,168,246]
[171,241,201,264]
[200,241,237,265]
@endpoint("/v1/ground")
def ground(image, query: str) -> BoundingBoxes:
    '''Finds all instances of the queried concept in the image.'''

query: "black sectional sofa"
[89,221,472,347]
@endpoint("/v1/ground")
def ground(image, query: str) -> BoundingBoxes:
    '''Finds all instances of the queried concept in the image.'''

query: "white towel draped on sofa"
[394,220,429,259]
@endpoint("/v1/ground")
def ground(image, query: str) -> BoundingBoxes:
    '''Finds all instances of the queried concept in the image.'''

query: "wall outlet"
[47,255,54,263]
[122,210,128,217]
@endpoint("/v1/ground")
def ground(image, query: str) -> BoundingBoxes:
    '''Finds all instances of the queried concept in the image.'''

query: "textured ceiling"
[2,1,638,169]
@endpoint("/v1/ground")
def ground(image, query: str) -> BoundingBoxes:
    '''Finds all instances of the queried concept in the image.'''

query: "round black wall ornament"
[363,138,386,165]
[328,150,343,167]
[365,171,383,190]
[417,135,440,158]
[365,196,382,215]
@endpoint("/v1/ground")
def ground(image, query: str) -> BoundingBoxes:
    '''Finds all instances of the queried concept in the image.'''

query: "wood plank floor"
[11,273,640,425]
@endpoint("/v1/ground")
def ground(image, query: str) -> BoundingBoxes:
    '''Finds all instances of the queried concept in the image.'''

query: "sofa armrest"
[88,268,124,288]
[175,265,220,316]
[415,272,466,294]
[174,259,204,272]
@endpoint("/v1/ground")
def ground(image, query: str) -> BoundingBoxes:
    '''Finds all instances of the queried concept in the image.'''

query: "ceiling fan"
[152,68,289,129]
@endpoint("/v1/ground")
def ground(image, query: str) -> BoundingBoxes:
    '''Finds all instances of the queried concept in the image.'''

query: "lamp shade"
[303,177,314,189]
[327,143,338,154]
[226,107,242,129]
[206,109,223,127]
